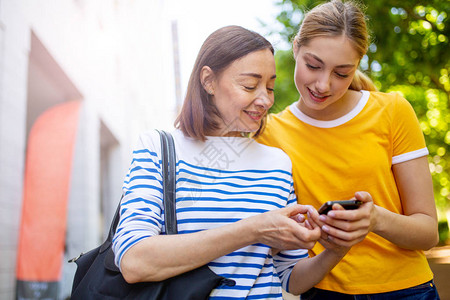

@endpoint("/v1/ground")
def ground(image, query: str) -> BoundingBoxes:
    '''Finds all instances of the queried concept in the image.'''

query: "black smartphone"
[318,200,363,215]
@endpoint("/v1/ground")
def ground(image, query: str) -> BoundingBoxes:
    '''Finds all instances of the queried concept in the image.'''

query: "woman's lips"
[244,110,264,121]
[308,88,330,103]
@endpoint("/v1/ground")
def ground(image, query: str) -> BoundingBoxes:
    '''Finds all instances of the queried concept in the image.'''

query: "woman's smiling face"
[204,48,276,136]
[294,35,360,120]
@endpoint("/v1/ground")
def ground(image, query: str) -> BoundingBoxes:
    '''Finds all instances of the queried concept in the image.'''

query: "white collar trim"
[289,90,370,128]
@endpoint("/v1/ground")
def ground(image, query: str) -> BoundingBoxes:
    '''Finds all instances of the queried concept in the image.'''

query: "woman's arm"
[288,247,348,295]
[120,204,321,283]
[373,156,439,249]
[287,207,350,295]
[315,156,439,250]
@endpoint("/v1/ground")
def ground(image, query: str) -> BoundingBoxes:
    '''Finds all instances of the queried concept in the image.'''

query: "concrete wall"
[0,0,177,298]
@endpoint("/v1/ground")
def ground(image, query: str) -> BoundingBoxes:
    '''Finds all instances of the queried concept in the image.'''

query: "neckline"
[172,129,251,141]
[289,90,370,128]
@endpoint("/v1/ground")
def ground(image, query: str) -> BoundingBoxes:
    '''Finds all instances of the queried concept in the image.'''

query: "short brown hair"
[175,26,274,141]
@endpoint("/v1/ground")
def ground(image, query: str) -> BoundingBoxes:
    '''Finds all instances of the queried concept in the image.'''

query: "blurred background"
[0,0,448,299]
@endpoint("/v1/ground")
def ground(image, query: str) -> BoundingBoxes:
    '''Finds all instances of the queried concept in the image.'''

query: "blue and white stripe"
[112,129,308,299]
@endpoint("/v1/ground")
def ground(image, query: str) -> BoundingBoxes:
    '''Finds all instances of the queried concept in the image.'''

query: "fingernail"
[322,225,329,232]
[319,215,326,222]
[328,211,336,218]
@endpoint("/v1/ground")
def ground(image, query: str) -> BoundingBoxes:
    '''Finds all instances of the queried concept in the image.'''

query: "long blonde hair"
[294,0,377,91]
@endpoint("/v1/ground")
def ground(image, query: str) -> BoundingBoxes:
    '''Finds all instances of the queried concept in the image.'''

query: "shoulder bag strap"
[105,129,177,245]
[159,130,178,235]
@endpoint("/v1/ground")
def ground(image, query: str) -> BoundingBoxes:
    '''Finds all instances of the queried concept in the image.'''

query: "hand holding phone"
[318,200,362,215]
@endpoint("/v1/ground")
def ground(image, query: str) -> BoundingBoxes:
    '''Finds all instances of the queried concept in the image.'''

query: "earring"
[209,90,214,95]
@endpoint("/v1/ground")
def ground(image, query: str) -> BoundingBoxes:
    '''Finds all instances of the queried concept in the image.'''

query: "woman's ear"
[293,45,299,59]
[200,66,215,95]
[292,38,300,59]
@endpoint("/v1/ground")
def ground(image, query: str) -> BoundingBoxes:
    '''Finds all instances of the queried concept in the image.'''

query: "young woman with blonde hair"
[258,0,440,298]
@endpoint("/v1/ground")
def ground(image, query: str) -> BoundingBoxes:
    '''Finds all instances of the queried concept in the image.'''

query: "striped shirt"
[112,129,308,299]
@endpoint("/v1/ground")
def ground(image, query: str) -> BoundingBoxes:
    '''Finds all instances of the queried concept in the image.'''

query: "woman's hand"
[308,191,374,248]
[254,204,321,250]
[304,206,349,256]
[287,205,352,295]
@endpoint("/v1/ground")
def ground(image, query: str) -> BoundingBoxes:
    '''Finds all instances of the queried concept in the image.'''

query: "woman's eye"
[244,86,256,90]
[267,87,274,93]
[306,64,320,70]
[335,72,349,78]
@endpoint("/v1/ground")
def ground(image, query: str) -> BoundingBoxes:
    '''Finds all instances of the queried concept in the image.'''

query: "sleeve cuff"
[392,148,429,164]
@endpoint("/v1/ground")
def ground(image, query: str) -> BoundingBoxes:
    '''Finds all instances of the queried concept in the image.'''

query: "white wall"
[0,1,31,297]
[0,0,176,298]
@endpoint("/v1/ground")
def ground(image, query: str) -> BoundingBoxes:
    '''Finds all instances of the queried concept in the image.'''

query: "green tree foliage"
[271,50,299,112]
[270,0,450,228]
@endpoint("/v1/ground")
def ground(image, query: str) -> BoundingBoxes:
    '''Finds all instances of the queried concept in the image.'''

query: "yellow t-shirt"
[257,90,433,294]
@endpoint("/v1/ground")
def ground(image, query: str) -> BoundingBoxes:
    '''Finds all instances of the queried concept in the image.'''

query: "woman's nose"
[315,73,331,93]
[255,93,273,110]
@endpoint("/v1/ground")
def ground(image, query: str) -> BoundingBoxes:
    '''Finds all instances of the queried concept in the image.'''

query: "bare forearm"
[385,157,439,250]
[288,249,347,295]
[373,205,438,250]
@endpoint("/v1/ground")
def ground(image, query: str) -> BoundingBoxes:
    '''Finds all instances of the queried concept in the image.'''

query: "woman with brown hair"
[258,0,440,298]
[112,25,350,299]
